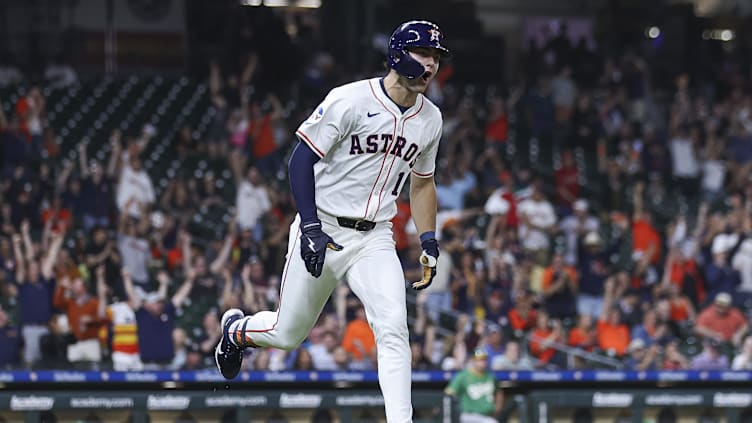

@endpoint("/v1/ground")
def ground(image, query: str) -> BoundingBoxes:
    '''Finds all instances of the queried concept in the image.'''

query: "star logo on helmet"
[429,28,440,42]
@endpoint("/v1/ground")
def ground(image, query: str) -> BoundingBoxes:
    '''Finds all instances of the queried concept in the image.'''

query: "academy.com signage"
[645,394,703,406]
[10,395,55,410]
[146,394,190,410]
[279,393,322,408]
[713,392,752,407]
[205,395,268,407]
[70,397,135,409]
[592,392,633,407]
[336,395,385,406]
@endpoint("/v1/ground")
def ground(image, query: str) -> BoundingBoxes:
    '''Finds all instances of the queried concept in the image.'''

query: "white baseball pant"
[237,213,413,422]
[460,412,498,423]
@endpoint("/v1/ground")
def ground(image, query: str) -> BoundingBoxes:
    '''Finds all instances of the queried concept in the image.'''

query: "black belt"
[336,217,376,232]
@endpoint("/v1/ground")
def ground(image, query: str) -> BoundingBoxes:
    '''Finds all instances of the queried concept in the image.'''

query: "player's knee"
[371,319,409,343]
[275,335,305,351]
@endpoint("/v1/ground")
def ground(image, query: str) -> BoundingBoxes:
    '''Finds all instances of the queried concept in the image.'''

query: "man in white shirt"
[669,125,700,196]
[235,166,271,232]
[307,330,339,371]
[116,155,155,218]
[559,199,599,265]
[517,184,557,261]
[732,335,752,370]
[732,238,752,305]
[701,140,726,202]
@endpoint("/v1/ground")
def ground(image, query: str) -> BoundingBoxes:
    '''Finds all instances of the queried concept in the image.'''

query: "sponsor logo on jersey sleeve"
[307,106,324,123]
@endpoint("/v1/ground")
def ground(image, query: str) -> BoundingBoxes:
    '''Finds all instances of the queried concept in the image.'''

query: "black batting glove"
[300,220,343,278]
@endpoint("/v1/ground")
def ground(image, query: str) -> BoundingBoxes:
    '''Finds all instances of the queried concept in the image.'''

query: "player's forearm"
[409,175,437,235]
[288,142,321,223]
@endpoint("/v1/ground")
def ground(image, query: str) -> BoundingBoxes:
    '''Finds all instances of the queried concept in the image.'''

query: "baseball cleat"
[215,308,245,380]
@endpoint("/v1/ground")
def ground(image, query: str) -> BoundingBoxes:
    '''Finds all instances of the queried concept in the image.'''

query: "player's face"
[403,47,441,92]
[472,356,487,372]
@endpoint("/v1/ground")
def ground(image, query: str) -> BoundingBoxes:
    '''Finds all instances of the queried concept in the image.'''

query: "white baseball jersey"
[295,77,442,222]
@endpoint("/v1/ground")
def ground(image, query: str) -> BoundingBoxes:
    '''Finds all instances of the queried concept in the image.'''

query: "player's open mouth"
[421,71,432,82]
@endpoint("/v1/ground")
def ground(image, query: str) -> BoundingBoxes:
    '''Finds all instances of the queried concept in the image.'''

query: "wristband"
[419,231,436,243]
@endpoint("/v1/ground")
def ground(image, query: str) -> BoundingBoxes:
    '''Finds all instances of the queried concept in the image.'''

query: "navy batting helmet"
[387,20,450,79]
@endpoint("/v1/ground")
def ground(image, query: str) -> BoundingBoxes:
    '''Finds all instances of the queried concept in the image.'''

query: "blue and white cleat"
[215,308,245,380]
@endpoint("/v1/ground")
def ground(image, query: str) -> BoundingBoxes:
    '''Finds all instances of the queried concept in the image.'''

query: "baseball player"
[445,349,503,423]
[215,20,449,422]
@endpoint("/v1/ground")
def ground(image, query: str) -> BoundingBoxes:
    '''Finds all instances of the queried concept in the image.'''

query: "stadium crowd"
[0,25,751,374]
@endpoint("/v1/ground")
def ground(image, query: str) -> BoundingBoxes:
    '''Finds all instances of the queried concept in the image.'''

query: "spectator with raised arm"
[507,290,537,336]
[234,165,271,234]
[559,199,599,265]
[115,152,155,219]
[220,264,264,315]
[85,226,122,300]
[247,93,284,179]
[53,272,104,365]
[541,252,578,319]
[631,182,662,269]
[596,277,630,356]
[127,269,194,369]
[14,221,61,366]
[624,339,660,371]
[554,150,580,213]
[516,183,556,263]
[703,233,739,302]
[529,310,565,368]
[117,200,151,287]
[100,267,142,371]
[436,159,477,211]
[78,137,118,230]
[159,179,196,226]
[568,313,597,352]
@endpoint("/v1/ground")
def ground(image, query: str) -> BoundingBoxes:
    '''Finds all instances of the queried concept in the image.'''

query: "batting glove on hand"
[412,233,439,290]
[300,220,343,278]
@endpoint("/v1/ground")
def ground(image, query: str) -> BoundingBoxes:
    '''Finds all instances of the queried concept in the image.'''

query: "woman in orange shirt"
[597,278,630,356]
[529,310,563,366]
[668,284,695,322]
[341,306,376,364]
[507,292,537,333]
[568,313,597,352]
[658,251,697,322]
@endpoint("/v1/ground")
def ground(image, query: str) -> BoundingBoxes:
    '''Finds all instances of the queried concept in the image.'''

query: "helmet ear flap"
[392,49,426,79]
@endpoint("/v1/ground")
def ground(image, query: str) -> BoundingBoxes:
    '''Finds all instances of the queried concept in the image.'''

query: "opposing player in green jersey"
[445,349,503,423]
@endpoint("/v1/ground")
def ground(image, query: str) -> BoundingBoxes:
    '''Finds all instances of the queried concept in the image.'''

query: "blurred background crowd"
[0,0,752,375]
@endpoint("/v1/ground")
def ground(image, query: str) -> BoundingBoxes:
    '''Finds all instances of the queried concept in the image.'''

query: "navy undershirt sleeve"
[288,141,321,224]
